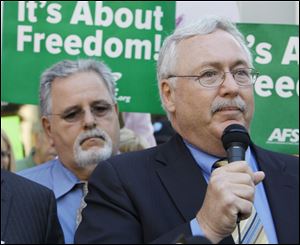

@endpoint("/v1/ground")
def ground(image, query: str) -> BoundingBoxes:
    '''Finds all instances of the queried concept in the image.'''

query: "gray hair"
[40,59,116,116]
[157,15,253,106]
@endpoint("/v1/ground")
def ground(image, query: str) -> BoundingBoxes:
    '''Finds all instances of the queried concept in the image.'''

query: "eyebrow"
[91,99,112,105]
[60,105,81,116]
[195,60,250,71]
[231,60,250,68]
[61,100,113,114]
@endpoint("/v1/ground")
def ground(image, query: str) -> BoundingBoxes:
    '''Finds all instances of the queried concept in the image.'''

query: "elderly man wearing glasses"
[75,16,298,244]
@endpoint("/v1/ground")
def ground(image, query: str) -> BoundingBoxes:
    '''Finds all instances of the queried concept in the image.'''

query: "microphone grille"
[221,124,250,150]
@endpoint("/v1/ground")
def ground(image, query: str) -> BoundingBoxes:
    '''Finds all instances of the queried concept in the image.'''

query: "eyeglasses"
[47,102,115,123]
[167,68,259,88]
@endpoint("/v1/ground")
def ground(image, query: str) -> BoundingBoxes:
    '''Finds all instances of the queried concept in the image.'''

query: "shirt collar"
[184,140,251,174]
[184,140,219,175]
[52,158,81,199]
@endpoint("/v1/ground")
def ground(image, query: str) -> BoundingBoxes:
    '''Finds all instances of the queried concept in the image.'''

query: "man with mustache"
[75,16,299,244]
[19,59,120,243]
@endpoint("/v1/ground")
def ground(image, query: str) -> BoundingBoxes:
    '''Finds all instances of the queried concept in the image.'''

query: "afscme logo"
[267,128,299,145]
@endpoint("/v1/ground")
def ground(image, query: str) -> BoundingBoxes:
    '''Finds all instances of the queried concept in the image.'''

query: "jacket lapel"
[252,145,299,243]
[155,134,208,222]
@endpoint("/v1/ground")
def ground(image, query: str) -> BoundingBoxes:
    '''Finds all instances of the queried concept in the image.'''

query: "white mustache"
[76,128,108,146]
[211,96,246,114]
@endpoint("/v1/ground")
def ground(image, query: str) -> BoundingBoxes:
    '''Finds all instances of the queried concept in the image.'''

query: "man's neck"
[65,163,96,181]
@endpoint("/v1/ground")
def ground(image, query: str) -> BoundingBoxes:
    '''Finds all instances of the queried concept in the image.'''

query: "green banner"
[1,2,298,154]
[1,1,175,113]
[237,24,299,155]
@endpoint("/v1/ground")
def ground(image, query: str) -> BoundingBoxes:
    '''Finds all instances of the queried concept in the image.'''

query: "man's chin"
[84,146,102,152]
[75,153,104,168]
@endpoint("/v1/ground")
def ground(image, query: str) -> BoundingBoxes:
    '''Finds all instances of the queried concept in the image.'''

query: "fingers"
[212,161,265,186]
[197,161,265,243]
[213,161,251,174]
[234,199,253,220]
[211,172,255,187]
[209,181,255,217]
[231,184,255,202]
[253,171,265,185]
[209,161,265,220]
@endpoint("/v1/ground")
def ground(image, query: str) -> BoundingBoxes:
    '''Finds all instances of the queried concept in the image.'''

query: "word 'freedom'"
[16,2,165,60]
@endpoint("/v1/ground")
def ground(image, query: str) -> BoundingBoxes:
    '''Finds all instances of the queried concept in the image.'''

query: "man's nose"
[83,109,96,129]
[220,72,239,96]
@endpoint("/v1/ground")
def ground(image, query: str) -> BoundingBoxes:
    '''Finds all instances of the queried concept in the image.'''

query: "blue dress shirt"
[18,158,82,244]
[184,141,278,243]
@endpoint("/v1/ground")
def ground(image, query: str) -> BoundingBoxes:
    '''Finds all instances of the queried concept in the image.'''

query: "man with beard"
[18,59,120,244]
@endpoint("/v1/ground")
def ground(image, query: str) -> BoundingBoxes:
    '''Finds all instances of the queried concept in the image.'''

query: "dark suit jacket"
[1,170,64,244]
[75,134,299,244]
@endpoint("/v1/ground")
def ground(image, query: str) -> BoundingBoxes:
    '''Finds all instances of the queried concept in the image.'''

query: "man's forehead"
[52,71,105,86]
[51,72,113,110]
[176,30,249,70]
[52,71,109,92]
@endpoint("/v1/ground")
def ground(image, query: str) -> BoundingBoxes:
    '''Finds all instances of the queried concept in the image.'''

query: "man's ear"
[41,116,55,147]
[160,79,176,113]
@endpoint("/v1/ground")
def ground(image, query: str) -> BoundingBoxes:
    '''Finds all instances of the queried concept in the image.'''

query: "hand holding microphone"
[196,124,265,244]
[222,124,265,187]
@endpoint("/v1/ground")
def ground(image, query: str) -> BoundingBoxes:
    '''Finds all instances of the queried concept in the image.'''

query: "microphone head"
[221,124,250,151]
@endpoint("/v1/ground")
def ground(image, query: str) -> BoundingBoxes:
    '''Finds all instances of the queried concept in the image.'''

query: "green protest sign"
[237,24,299,154]
[1,1,175,113]
[2,3,298,155]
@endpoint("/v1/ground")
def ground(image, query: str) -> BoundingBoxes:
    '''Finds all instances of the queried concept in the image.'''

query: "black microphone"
[221,124,251,244]
[221,124,250,163]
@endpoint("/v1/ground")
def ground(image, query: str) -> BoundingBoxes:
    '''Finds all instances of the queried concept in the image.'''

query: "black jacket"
[1,170,64,244]
[75,134,299,244]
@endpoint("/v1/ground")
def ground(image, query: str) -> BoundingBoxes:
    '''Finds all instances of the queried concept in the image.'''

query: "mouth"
[216,106,242,112]
[217,106,240,111]
[80,135,105,145]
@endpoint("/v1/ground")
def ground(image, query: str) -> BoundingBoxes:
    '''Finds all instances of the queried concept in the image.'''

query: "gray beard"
[73,128,113,168]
